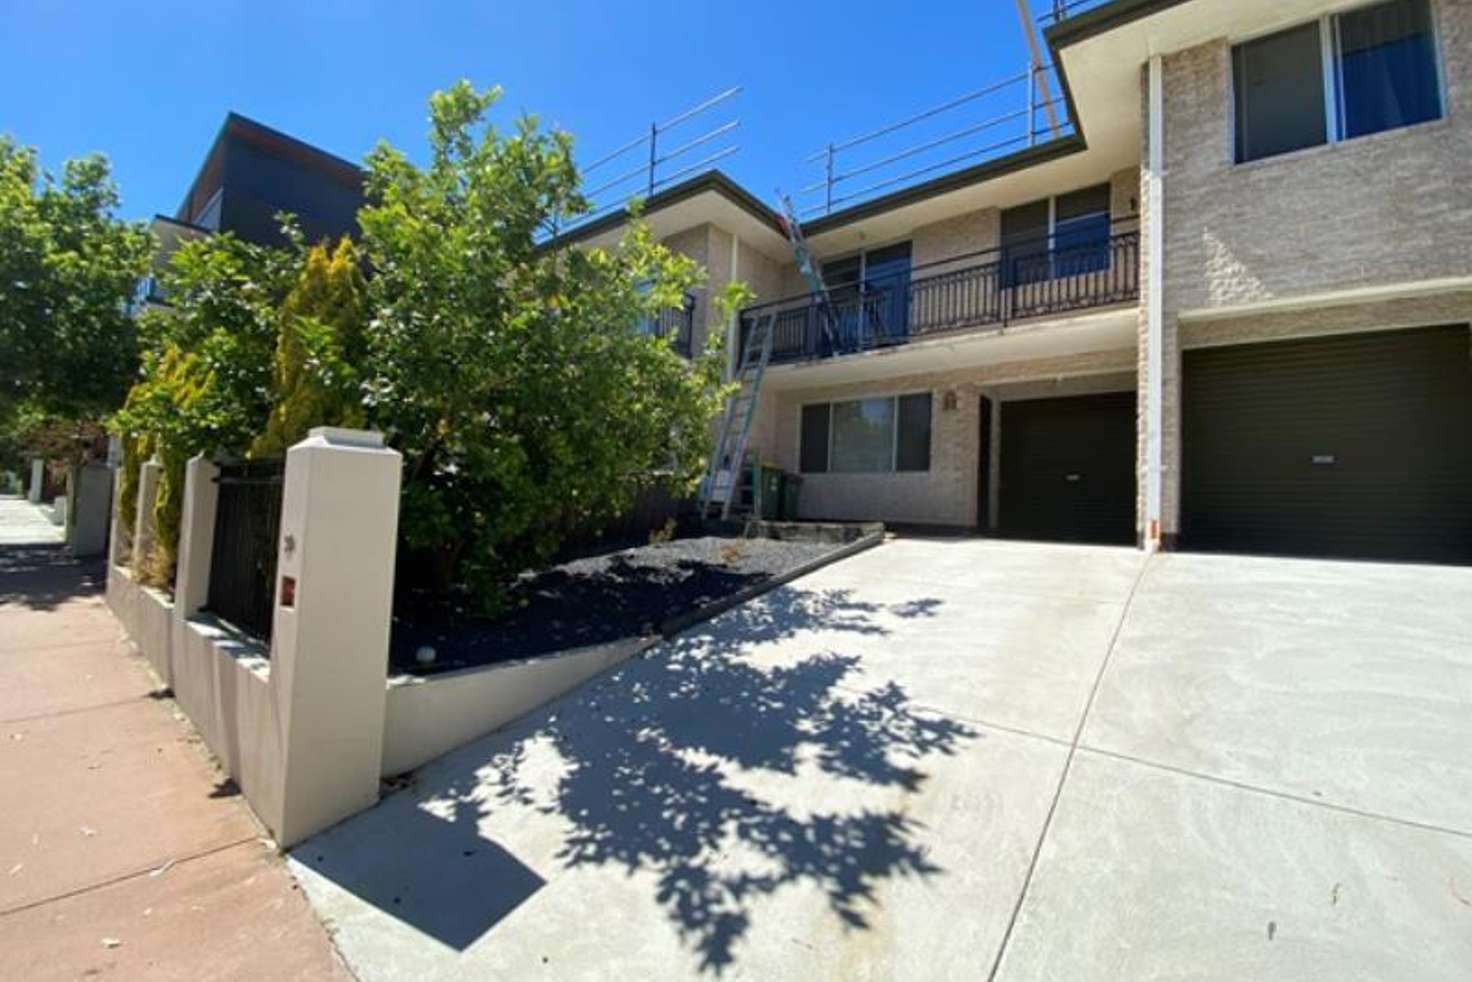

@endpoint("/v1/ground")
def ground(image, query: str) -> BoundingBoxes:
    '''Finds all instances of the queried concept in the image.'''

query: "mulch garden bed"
[388,534,837,676]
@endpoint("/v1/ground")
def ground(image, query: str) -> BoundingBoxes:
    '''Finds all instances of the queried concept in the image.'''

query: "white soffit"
[761,308,1137,391]
[803,144,1139,257]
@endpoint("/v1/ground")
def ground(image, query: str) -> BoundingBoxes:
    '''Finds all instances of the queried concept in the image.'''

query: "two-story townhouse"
[559,0,1470,566]
[1056,0,1470,562]
[138,112,365,306]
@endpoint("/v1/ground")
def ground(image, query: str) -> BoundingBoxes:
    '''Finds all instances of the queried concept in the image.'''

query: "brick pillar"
[270,428,401,846]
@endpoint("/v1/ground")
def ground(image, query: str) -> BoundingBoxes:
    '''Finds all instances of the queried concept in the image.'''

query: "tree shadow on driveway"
[296,582,973,973]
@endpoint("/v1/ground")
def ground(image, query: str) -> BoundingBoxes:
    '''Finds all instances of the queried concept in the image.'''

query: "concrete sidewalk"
[0,493,64,547]
[0,539,352,981]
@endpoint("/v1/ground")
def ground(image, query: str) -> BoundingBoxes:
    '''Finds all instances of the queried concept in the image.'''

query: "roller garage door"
[1182,324,1472,563]
[999,391,1137,544]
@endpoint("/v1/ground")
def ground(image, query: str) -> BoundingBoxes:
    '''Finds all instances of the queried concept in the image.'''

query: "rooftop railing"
[1036,0,1115,25]
[551,88,742,238]
[796,65,1074,220]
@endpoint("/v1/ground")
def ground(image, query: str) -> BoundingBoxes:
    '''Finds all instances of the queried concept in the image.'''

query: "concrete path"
[0,493,64,546]
[0,541,353,981]
[290,537,1472,980]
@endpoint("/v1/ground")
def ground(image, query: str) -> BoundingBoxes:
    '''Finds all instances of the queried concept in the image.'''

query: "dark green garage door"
[1000,391,1137,544]
[1182,324,1472,563]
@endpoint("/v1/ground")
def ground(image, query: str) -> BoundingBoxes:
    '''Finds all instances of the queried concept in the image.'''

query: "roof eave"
[1044,0,1196,50]
[544,169,785,251]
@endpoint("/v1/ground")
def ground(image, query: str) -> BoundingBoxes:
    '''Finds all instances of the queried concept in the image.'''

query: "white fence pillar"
[108,463,129,568]
[133,460,162,571]
[27,459,44,503]
[174,456,219,618]
[69,463,113,557]
[270,428,401,846]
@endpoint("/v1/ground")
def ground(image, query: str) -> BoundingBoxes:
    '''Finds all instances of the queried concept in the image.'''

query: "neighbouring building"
[558,0,1472,565]
[136,112,365,307]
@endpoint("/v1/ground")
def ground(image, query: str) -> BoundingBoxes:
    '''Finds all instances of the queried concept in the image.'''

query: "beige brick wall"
[736,244,784,304]
[1109,168,1139,228]
[665,225,793,360]
[912,207,1000,269]
[661,224,714,356]
[765,348,1136,527]
[1162,1,1472,311]
[703,226,735,359]
[1140,0,1472,537]
[1181,293,1472,350]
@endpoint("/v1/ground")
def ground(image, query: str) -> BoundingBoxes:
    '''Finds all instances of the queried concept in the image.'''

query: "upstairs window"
[1001,183,1112,286]
[1233,0,1442,164]
[1052,185,1112,277]
[1337,0,1443,138]
[192,188,224,231]
[1233,22,1327,163]
[821,241,913,344]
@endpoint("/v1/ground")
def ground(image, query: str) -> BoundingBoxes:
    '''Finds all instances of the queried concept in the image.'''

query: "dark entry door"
[999,391,1137,544]
[1182,324,1472,562]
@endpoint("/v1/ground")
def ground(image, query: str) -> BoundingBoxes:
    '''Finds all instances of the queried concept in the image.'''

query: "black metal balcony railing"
[647,292,697,356]
[740,227,1139,365]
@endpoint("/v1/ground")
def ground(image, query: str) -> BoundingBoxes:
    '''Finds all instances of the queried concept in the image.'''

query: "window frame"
[1230,0,1446,165]
[1001,183,1113,286]
[820,239,915,344]
[798,389,933,475]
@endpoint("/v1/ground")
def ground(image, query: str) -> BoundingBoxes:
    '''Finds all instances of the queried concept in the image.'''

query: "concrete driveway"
[290,537,1472,980]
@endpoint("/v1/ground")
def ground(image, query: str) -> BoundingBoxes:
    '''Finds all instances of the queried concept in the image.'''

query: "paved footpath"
[0,518,352,980]
[0,492,64,547]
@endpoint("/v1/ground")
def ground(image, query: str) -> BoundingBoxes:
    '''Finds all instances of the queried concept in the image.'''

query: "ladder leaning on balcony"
[696,192,841,521]
[697,310,776,519]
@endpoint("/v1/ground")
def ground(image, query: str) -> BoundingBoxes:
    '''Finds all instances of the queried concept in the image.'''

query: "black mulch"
[389,535,833,675]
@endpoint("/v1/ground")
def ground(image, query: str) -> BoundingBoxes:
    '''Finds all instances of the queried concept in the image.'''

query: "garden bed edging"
[381,634,659,777]
[380,526,886,777]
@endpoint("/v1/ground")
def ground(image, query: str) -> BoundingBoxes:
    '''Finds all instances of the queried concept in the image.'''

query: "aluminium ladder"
[695,193,843,521]
[697,311,776,519]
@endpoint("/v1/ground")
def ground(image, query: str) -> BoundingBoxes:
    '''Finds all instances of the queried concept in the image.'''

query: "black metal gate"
[207,458,285,643]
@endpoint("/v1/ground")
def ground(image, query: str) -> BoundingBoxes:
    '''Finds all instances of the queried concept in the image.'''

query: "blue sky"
[0,1,1055,224]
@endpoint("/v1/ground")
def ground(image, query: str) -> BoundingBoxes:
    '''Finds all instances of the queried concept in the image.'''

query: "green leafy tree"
[112,230,300,585]
[359,81,736,607]
[252,237,367,456]
[0,137,153,441]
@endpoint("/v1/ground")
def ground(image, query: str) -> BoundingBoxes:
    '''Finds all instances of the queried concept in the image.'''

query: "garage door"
[1182,324,1472,563]
[999,391,1137,544]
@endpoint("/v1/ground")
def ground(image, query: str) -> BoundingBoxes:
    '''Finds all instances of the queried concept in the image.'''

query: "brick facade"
[1139,0,1472,537]
[764,349,1136,527]
[661,0,1472,536]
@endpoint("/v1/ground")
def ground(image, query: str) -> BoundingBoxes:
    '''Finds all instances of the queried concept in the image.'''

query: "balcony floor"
[759,302,1138,390]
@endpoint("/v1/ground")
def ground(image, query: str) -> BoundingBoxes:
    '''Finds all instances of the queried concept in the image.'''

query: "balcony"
[741,226,1138,366]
